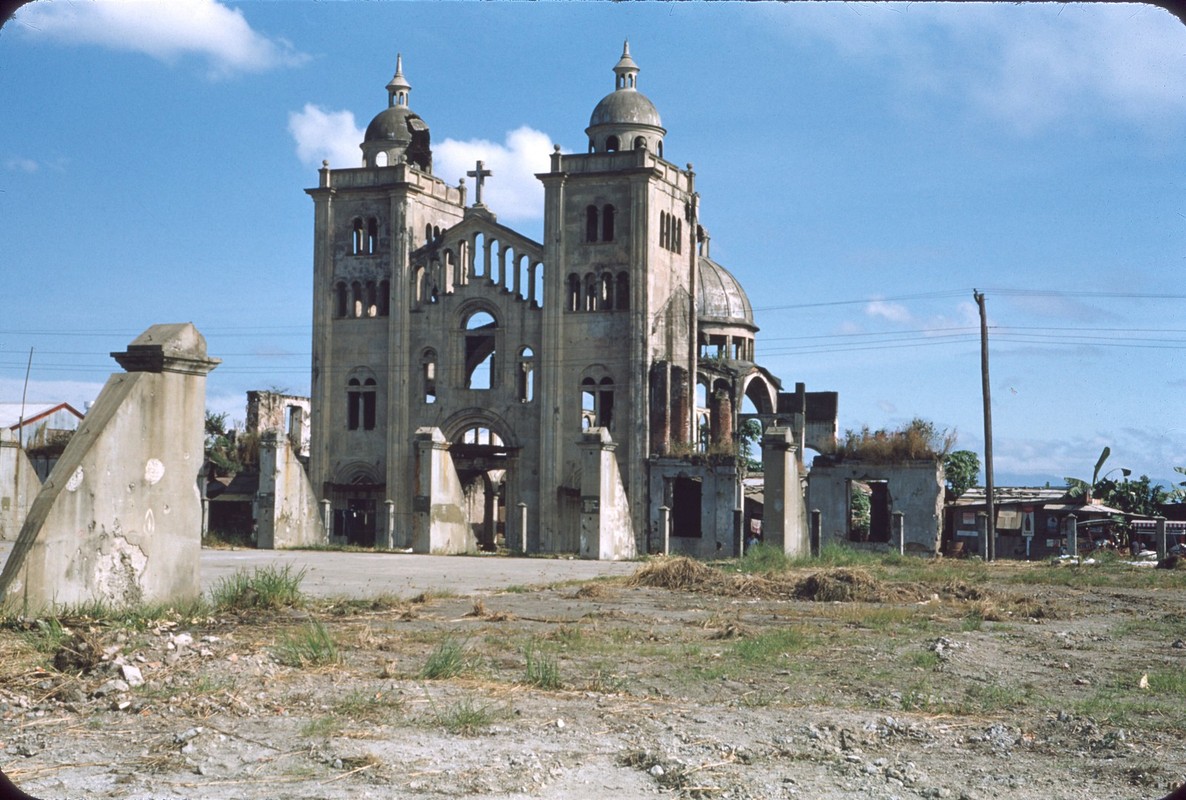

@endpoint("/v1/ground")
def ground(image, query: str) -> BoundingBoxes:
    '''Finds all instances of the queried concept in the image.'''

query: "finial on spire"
[386,52,411,108]
[613,41,639,90]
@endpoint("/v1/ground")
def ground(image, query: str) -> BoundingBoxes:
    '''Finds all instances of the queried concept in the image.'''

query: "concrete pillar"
[0,323,219,611]
[200,497,210,544]
[1155,516,1168,560]
[515,502,527,553]
[1066,514,1078,557]
[321,499,332,541]
[892,511,905,556]
[760,427,807,556]
[810,509,821,558]
[384,499,395,550]
[659,505,671,555]
[576,428,636,560]
[412,427,475,555]
[977,512,988,559]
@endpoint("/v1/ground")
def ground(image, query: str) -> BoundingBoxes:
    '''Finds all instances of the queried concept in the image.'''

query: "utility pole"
[973,291,995,561]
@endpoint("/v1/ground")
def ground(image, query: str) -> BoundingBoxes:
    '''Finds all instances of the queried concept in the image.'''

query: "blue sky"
[1,1,1183,489]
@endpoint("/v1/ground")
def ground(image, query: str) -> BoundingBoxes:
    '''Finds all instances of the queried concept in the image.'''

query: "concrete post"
[976,512,988,559]
[659,505,670,555]
[1155,516,1168,560]
[516,502,527,554]
[321,500,332,541]
[760,427,807,556]
[810,509,821,558]
[1067,514,1078,557]
[384,499,395,550]
[892,511,905,556]
[200,498,209,544]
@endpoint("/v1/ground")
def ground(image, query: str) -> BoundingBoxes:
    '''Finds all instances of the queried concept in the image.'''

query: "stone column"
[892,511,905,556]
[515,502,527,554]
[659,505,671,555]
[761,427,807,556]
[384,499,395,550]
[321,499,332,541]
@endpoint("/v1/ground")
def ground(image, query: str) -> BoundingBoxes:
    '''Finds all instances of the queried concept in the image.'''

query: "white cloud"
[435,127,557,222]
[864,299,913,324]
[4,158,38,173]
[785,3,1186,134]
[288,105,363,169]
[16,0,308,78]
[0,378,106,412]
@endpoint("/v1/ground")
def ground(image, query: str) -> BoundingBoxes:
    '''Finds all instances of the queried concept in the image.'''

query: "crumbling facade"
[0,324,219,611]
[307,46,836,557]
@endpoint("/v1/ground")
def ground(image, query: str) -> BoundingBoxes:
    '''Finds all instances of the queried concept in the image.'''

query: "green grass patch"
[420,636,474,679]
[274,621,340,667]
[729,627,812,664]
[736,543,792,574]
[523,641,562,689]
[429,695,497,735]
[210,565,305,611]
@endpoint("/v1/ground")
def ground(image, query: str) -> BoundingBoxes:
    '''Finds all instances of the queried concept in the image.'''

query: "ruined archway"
[442,411,519,551]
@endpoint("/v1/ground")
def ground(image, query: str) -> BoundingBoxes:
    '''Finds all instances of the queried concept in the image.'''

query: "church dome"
[585,42,666,156]
[589,87,662,129]
[697,256,755,329]
[360,54,433,171]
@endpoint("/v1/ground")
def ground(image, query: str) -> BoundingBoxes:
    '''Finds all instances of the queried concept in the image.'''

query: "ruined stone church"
[306,45,837,559]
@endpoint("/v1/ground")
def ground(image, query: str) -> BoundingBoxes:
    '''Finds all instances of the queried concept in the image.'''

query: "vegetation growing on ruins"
[825,417,956,464]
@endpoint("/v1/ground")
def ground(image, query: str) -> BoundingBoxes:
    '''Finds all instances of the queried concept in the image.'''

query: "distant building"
[0,402,84,449]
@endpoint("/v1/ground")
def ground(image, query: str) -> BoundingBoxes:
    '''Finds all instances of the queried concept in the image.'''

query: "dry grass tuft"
[572,582,613,600]
[794,568,883,602]
[465,599,487,618]
[53,630,102,674]
[627,557,720,591]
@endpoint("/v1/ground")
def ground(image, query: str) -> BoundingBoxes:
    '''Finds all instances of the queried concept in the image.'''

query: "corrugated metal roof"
[0,402,84,429]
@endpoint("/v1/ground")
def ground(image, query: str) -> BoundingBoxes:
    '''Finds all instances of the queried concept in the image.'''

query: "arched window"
[362,378,377,430]
[351,281,363,318]
[347,378,361,430]
[584,273,598,312]
[425,223,433,244]
[634,136,646,150]
[660,211,669,250]
[367,218,379,253]
[463,310,497,390]
[657,141,663,159]
[606,135,619,153]
[588,139,595,154]
[567,273,581,312]
[581,378,597,430]
[365,281,377,317]
[586,205,599,243]
[675,218,682,254]
[378,279,390,316]
[518,346,534,402]
[351,218,365,255]
[599,376,615,430]
[602,205,615,242]
[615,271,630,311]
[335,282,348,318]
[421,349,437,404]
[579,373,615,429]
[599,272,614,311]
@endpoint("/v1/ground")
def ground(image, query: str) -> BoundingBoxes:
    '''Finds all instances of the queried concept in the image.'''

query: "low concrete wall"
[807,457,944,554]
[256,434,326,549]
[0,324,219,611]
[0,430,41,541]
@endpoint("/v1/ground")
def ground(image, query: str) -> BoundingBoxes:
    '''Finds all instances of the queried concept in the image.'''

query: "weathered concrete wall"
[0,324,219,611]
[807,458,944,554]
[577,428,636,561]
[647,457,739,557]
[256,434,326,549]
[0,430,41,541]
[762,427,808,556]
[246,391,312,459]
[411,427,476,555]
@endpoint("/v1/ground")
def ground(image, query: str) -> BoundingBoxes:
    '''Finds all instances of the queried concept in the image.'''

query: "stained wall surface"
[0,324,219,611]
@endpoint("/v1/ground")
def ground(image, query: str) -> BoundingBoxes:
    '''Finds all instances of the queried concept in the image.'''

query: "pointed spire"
[613,39,640,91]
[386,53,411,108]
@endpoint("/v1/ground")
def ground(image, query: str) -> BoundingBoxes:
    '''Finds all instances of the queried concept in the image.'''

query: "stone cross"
[467,160,492,206]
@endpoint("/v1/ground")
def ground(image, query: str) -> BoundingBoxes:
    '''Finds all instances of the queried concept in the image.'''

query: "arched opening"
[367,218,379,253]
[463,310,497,390]
[567,273,581,312]
[599,272,614,311]
[335,282,348,318]
[378,279,390,316]
[450,423,511,552]
[517,346,534,402]
[581,378,597,430]
[634,136,646,150]
[606,135,619,153]
[602,204,615,242]
[351,218,365,255]
[421,349,437,404]
[586,205,599,243]
[615,271,630,310]
[365,281,377,317]
[584,273,598,311]
[351,281,363,318]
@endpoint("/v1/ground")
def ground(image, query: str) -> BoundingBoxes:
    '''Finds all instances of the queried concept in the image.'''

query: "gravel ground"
[2,553,1185,800]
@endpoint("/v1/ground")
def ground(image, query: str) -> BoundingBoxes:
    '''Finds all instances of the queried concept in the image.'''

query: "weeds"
[210,565,305,611]
[420,636,473,679]
[274,621,339,667]
[524,641,561,689]
[737,543,792,574]
[730,628,812,664]
[426,693,496,736]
